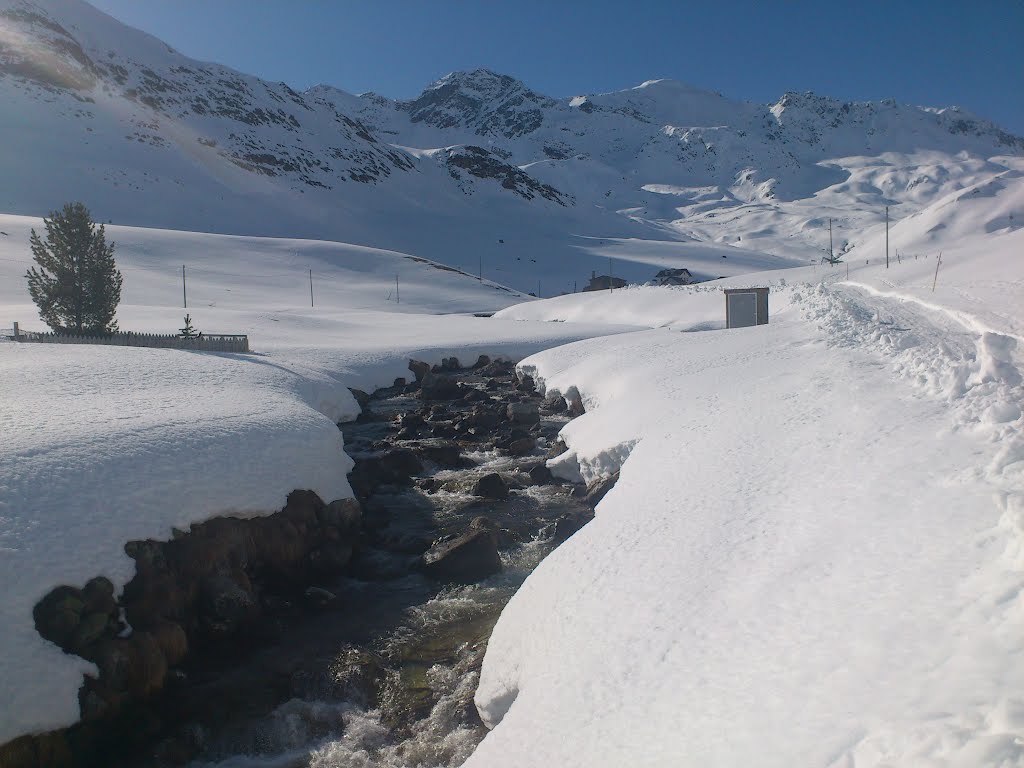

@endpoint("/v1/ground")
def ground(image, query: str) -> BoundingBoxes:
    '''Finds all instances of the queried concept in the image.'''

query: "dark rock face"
[421,518,502,583]
[473,472,509,500]
[443,145,570,205]
[29,490,362,732]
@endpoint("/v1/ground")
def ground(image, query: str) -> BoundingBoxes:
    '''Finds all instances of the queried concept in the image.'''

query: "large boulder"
[473,472,509,500]
[528,462,554,485]
[506,437,536,456]
[507,401,540,425]
[408,359,431,383]
[421,518,502,582]
[420,373,462,401]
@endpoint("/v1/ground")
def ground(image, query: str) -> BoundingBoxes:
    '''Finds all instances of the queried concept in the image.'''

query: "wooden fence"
[6,324,249,353]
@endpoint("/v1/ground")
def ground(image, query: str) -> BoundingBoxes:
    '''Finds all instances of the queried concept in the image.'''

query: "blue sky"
[90,0,1024,133]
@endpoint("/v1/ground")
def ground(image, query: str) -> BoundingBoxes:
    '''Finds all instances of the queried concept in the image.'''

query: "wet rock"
[507,401,540,425]
[547,511,593,545]
[443,356,461,371]
[33,585,86,651]
[516,375,536,393]
[585,471,620,507]
[83,576,117,617]
[547,439,569,458]
[151,620,188,667]
[462,387,490,403]
[528,462,554,485]
[201,575,258,637]
[421,519,501,583]
[320,498,362,533]
[71,611,111,651]
[431,423,458,439]
[472,354,491,369]
[350,449,424,496]
[568,396,586,417]
[467,407,502,429]
[95,632,167,698]
[348,388,371,408]
[418,477,437,492]
[393,377,407,388]
[347,547,408,581]
[473,472,509,500]
[506,437,536,456]
[309,541,354,574]
[408,359,431,382]
[303,586,337,605]
[547,396,568,413]
[479,359,514,377]
[418,443,470,469]
[420,373,461,401]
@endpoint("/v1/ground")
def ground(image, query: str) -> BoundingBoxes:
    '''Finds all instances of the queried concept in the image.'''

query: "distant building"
[647,268,695,286]
[583,272,628,291]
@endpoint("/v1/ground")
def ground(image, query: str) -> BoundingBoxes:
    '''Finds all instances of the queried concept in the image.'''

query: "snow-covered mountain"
[1,0,1021,293]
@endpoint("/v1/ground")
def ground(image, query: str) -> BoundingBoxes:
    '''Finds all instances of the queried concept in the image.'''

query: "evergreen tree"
[25,203,123,335]
[179,313,199,339]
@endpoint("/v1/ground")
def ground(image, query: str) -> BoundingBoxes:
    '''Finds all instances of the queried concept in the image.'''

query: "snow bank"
[468,182,1024,766]
[0,215,635,744]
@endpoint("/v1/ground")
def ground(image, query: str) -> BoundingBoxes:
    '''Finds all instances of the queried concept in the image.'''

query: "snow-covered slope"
[467,165,1024,767]
[0,211,642,746]
[2,0,1021,294]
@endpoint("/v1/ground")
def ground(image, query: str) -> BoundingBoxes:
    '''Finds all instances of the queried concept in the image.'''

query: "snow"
[467,172,1024,766]
[0,213,635,745]
[0,0,1022,757]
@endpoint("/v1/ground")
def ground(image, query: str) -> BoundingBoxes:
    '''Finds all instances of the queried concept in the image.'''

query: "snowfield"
[0,213,638,744]
[0,0,1021,757]
[468,174,1024,766]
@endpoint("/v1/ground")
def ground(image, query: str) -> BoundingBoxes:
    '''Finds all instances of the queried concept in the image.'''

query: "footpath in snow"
[469,245,1024,763]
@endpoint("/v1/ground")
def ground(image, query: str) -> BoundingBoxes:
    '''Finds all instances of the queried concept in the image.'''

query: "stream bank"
[3,355,608,768]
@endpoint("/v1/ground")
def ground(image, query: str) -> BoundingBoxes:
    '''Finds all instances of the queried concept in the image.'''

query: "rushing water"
[151,367,589,768]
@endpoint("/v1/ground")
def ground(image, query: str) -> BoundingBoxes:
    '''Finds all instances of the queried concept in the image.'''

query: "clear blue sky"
[90,0,1024,134]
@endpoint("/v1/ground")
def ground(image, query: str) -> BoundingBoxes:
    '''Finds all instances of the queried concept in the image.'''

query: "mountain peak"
[400,68,554,139]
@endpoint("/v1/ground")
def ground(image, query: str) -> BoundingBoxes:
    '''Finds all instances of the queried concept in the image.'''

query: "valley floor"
[0,204,1021,765]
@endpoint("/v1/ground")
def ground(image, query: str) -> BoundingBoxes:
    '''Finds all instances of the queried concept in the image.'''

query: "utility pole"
[182,265,187,309]
[395,274,400,305]
[885,206,889,269]
[309,269,314,308]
